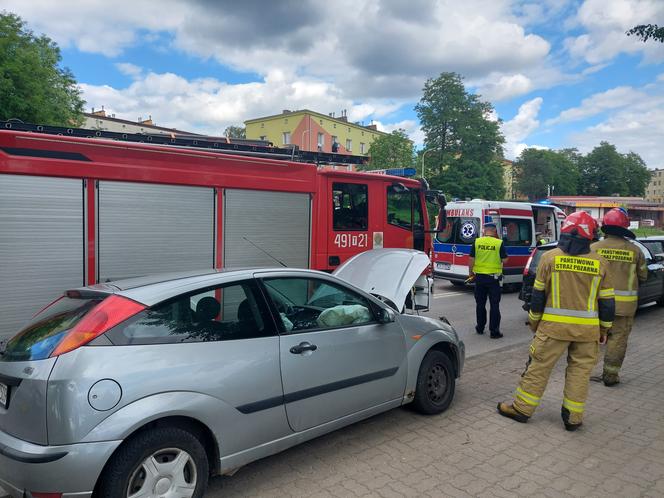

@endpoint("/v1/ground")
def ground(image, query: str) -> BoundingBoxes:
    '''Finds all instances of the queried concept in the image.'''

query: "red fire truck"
[0,122,436,340]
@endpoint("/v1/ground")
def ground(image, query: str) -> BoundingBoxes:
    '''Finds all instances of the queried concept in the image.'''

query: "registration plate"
[0,382,7,409]
[436,262,451,270]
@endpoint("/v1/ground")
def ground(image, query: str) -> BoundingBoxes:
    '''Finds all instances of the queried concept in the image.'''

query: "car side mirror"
[377,307,396,324]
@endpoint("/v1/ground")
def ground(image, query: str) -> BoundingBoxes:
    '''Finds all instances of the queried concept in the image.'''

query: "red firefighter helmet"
[602,207,629,229]
[560,211,597,240]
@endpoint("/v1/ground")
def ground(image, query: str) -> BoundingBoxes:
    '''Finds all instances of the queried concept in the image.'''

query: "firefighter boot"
[497,402,529,423]
[561,406,582,431]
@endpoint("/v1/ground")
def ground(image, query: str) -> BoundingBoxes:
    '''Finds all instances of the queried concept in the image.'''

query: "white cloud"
[564,0,664,65]
[115,63,143,79]
[79,71,407,136]
[501,97,544,159]
[546,86,647,124]
[570,98,664,168]
[476,73,533,101]
[374,119,425,146]
[5,0,554,100]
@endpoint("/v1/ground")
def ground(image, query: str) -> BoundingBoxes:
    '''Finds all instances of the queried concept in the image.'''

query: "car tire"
[412,350,456,415]
[96,426,209,498]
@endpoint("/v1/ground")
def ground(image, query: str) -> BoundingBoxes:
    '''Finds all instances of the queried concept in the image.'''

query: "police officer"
[591,208,647,386]
[497,211,615,431]
[469,222,508,339]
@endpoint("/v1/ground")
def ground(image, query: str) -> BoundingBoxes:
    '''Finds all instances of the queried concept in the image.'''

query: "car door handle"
[290,342,317,354]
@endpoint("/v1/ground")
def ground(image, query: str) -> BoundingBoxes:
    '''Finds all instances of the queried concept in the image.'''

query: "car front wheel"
[412,350,455,415]
[96,426,209,498]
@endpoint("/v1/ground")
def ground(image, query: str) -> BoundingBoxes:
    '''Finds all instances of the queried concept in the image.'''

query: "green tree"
[580,142,627,196]
[415,72,505,198]
[0,12,84,125]
[363,129,414,170]
[515,148,579,200]
[627,24,664,43]
[622,152,651,196]
[578,142,650,196]
[224,125,246,139]
[430,159,505,200]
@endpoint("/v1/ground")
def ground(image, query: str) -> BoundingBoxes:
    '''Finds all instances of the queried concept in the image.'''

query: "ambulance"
[432,199,566,287]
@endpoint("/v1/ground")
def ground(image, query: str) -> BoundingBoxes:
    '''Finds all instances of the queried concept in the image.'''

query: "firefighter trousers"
[603,315,634,383]
[512,331,599,424]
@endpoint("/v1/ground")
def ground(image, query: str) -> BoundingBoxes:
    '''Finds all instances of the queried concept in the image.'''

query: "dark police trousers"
[474,273,501,333]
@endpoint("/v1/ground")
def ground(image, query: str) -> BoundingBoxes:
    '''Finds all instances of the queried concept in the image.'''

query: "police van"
[432,199,566,286]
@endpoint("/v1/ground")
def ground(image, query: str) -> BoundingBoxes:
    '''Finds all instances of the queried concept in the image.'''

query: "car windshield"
[640,240,664,257]
[1,296,101,362]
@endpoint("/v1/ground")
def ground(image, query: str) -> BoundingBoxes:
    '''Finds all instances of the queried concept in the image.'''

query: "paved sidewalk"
[207,304,664,497]
[2,306,662,498]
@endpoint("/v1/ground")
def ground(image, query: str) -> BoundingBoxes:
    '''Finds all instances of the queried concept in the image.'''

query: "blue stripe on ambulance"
[433,243,472,255]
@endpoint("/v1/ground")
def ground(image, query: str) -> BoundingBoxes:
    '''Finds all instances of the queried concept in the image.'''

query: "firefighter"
[497,211,615,431]
[591,208,647,386]
[469,222,508,338]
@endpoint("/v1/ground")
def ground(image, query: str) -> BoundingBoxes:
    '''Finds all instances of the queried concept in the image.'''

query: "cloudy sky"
[5,0,664,167]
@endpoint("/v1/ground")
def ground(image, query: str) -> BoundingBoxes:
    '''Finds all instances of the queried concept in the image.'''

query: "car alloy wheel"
[127,448,197,498]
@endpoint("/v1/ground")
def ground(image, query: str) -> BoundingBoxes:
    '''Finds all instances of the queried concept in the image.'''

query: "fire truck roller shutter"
[224,189,310,269]
[0,175,84,341]
[98,182,215,281]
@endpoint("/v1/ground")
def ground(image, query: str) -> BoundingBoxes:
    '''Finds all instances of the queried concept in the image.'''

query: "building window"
[333,123,336,128]
[259,135,267,141]
[284,118,288,124]
[346,139,352,152]
[319,119,323,125]
[282,131,291,144]
[261,123,264,128]
[360,142,366,154]
[317,132,325,149]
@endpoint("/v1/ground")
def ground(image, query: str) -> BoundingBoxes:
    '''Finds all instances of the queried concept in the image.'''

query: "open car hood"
[333,249,430,311]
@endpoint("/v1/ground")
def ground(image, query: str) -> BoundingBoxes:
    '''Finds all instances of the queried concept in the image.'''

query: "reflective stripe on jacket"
[528,247,615,342]
[591,236,647,317]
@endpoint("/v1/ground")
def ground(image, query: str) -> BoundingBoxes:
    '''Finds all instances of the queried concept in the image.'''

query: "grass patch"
[633,227,664,237]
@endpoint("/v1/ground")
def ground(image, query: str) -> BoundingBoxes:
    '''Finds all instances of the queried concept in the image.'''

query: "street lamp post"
[421,149,432,180]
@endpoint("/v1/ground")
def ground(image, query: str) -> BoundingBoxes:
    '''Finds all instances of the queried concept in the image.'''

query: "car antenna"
[242,236,288,267]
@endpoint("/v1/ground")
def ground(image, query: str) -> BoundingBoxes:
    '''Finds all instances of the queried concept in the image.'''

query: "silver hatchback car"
[0,250,464,497]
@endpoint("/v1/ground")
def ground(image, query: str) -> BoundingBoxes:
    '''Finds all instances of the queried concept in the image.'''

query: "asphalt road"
[425,278,534,357]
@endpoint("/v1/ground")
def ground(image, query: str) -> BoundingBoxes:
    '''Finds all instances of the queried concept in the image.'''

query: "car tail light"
[50,295,145,357]
[523,250,536,276]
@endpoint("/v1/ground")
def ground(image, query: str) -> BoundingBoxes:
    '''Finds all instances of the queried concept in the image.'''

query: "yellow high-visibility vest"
[472,236,504,275]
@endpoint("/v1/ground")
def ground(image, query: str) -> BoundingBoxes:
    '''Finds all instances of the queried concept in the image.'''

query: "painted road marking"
[433,292,469,299]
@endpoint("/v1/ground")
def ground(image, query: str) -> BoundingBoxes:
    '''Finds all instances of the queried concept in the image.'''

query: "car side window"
[106,280,274,345]
[262,277,375,333]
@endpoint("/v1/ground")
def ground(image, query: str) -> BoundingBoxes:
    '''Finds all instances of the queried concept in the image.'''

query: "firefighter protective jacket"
[591,235,647,317]
[528,248,615,342]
